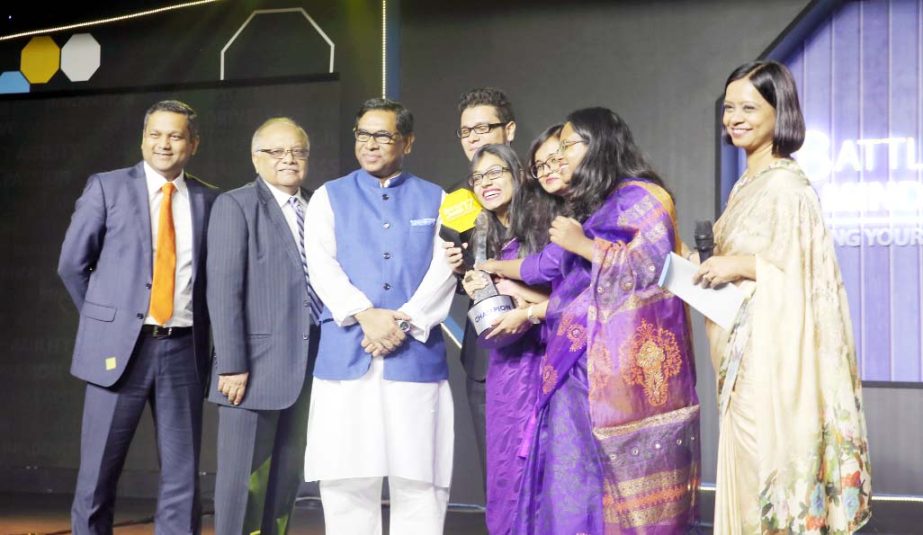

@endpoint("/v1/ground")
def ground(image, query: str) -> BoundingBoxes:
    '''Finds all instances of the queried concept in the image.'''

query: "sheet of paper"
[657,252,745,330]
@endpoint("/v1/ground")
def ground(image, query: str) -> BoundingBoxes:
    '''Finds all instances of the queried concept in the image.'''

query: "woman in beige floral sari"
[693,61,871,534]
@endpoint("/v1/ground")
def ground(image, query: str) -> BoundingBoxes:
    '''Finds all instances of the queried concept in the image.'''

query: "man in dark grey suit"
[58,100,218,535]
[207,117,319,535]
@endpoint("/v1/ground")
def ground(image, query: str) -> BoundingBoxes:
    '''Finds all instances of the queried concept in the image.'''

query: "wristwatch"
[526,305,541,325]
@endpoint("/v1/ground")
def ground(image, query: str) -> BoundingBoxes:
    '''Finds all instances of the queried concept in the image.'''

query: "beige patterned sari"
[706,159,871,534]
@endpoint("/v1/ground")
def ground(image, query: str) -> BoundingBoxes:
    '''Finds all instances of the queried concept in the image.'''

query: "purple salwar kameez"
[484,240,545,535]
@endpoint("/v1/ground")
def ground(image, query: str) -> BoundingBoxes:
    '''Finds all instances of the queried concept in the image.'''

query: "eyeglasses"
[468,166,510,188]
[354,129,401,145]
[530,154,564,179]
[557,138,586,154]
[456,122,508,139]
[256,148,310,160]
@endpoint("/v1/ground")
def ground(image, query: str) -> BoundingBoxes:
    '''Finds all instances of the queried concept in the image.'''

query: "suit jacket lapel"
[187,176,206,282]
[256,179,306,292]
[129,163,153,275]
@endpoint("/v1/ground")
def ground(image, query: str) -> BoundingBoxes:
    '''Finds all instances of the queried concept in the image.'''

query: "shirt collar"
[261,177,304,208]
[143,161,187,198]
[357,168,407,189]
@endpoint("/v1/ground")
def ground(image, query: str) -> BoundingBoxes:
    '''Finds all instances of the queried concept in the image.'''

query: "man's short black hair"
[457,87,514,124]
[144,100,199,139]
[355,97,414,136]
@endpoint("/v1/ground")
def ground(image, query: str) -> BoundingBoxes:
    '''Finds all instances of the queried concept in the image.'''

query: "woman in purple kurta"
[446,137,563,534]
[483,108,700,534]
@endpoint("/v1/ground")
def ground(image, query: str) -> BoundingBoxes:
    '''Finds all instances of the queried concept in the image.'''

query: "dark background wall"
[1,0,920,521]
[398,0,923,504]
[0,0,379,497]
[399,0,811,495]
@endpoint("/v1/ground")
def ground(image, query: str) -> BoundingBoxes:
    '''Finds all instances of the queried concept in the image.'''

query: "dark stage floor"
[1,492,919,534]
[0,494,488,535]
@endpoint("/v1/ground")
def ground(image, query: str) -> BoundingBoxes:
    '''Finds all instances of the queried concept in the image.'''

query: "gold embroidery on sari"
[588,340,613,395]
[603,468,693,526]
[620,320,682,406]
[557,313,587,352]
[593,404,699,440]
[541,364,558,395]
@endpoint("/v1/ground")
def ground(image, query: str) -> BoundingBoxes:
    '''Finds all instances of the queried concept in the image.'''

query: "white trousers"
[319,476,449,535]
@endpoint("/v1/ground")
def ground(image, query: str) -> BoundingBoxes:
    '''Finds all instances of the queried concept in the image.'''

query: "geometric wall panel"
[0,71,30,94]
[61,34,101,82]
[21,36,60,84]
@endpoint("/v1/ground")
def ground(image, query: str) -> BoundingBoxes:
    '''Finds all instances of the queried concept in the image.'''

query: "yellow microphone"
[438,187,482,268]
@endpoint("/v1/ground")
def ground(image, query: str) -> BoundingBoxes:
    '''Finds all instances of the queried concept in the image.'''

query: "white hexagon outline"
[220,8,335,80]
[61,33,101,82]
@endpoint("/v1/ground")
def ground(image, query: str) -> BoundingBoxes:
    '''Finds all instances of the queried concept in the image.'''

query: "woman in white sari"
[694,60,871,534]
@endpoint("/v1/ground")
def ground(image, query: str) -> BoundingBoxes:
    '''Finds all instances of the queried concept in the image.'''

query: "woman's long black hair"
[562,107,664,221]
[510,124,566,256]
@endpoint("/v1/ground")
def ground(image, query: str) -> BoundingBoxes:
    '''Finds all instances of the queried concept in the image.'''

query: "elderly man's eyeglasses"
[256,148,310,160]
[354,129,401,145]
[530,154,563,179]
[456,122,508,139]
[468,166,510,188]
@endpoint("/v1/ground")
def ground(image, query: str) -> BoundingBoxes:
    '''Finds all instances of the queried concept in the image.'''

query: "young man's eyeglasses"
[456,122,508,139]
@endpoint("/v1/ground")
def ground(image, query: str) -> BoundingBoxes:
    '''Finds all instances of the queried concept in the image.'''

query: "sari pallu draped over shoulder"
[524,180,701,534]
[707,159,871,534]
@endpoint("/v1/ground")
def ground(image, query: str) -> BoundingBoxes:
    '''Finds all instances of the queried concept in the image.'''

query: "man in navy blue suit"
[58,100,218,535]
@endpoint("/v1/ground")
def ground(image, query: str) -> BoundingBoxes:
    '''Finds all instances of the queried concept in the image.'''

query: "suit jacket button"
[136,313,144,319]
[303,333,309,340]
[383,283,391,290]
[145,283,152,289]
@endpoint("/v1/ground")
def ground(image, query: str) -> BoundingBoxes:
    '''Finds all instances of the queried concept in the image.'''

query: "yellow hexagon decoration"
[21,36,60,84]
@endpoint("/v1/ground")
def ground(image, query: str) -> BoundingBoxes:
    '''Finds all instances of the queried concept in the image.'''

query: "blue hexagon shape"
[0,71,30,94]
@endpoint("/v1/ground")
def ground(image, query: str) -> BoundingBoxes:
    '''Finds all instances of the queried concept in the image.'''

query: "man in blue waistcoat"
[302,98,456,534]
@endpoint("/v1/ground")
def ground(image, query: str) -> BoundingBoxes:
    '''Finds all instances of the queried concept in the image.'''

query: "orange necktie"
[149,182,176,325]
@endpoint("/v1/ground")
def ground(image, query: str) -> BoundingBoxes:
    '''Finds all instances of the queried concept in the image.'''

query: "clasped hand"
[356,308,411,358]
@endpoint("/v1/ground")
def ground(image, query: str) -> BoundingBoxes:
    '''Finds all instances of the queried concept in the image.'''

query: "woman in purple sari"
[482,108,700,534]
[447,135,564,534]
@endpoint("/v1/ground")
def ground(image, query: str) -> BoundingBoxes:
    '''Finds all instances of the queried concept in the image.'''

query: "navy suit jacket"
[58,162,219,388]
[206,179,317,411]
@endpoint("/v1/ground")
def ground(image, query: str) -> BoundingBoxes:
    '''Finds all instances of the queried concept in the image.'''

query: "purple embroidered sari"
[485,239,545,535]
[513,181,700,535]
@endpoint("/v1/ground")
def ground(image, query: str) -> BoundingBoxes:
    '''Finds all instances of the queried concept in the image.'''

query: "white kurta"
[303,181,456,487]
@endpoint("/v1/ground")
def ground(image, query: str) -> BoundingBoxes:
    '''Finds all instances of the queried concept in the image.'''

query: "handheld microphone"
[438,188,482,268]
[438,189,519,348]
[695,220,714,262]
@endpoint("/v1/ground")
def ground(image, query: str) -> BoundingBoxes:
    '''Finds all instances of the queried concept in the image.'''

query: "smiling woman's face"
[471,152,514,213]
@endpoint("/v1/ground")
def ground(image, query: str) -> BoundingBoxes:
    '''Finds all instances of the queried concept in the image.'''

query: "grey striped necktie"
[289,196,321,324]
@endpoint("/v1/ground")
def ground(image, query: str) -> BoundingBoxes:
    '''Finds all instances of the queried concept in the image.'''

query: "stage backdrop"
[0,77,340,474]
[723,0,923,383]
